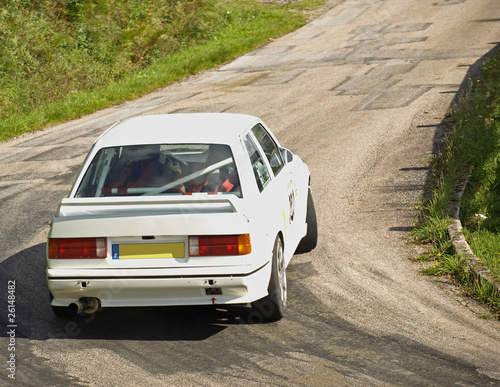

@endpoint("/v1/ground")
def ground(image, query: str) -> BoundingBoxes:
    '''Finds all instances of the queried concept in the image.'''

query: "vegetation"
[412,53,500,316]
[0,0,324,141]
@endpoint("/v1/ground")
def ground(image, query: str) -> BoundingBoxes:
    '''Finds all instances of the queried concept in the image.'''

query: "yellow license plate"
[112,243,185,259]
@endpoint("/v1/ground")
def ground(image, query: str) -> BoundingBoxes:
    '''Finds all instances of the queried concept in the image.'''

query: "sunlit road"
[1,0,500,385]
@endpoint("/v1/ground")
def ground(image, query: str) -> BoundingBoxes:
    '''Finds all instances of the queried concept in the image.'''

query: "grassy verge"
[412,53,500,316]
[0,0,325,142]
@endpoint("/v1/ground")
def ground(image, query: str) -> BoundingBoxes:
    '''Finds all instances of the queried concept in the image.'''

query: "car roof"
[95,113,261,148]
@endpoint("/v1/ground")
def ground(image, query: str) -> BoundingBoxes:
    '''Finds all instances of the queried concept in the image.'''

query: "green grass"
[0,0,325,142]
[453,55,500,286]
[412,54,500,316]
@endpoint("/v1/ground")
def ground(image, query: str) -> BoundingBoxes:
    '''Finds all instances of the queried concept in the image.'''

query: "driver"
[104,145,186,195]
[108,145,160,189]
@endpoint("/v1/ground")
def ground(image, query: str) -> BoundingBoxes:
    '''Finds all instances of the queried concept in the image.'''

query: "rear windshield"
[75,144,241,198]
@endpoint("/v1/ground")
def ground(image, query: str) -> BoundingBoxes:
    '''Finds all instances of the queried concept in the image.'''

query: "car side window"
[251,124,284,176]
[243,134,270,192]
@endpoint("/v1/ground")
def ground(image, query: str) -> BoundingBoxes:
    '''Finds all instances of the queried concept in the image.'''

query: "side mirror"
[281,148,293,163]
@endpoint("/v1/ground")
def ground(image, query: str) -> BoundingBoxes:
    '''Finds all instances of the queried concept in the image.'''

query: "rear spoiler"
[57,194,241,217]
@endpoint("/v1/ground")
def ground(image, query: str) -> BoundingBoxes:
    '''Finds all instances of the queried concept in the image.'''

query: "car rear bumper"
[48,263,271,307]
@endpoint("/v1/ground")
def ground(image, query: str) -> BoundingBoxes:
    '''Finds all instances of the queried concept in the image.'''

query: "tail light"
[48,238,107,259]
[189,234,251,256]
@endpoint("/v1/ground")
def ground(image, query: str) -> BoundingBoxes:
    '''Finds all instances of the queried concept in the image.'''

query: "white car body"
[47,113,315,320]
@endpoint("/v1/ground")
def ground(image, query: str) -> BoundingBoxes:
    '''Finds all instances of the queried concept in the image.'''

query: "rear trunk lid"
[48,195,255,270]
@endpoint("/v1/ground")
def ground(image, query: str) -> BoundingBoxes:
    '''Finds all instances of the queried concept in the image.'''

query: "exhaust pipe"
[69,297,100,316]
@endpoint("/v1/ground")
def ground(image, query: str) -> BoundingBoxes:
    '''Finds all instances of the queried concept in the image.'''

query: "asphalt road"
[1,0,500,385]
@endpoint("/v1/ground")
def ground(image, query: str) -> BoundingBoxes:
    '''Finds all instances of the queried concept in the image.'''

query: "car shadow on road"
[0,243,274,343]
[2,243,499,386]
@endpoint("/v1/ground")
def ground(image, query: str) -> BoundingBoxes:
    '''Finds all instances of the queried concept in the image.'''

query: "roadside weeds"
[412,53,500,318]
[0,0,328,142]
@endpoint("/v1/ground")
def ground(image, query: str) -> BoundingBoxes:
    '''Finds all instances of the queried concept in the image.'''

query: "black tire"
[296,188,318,253]
[251,236,287,322]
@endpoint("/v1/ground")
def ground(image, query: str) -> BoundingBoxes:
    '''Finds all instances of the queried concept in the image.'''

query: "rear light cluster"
[48,234,251,259]
[48,238,107,259]
[189,234,251,256]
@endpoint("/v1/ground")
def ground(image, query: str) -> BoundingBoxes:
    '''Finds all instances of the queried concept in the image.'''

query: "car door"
[244,124,298,263]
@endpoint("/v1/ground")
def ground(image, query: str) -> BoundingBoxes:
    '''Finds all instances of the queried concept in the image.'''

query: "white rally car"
[47,113,317,321]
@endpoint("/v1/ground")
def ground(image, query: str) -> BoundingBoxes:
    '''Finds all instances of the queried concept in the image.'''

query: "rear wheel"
[252,236,287,322]
[296,188,317,253]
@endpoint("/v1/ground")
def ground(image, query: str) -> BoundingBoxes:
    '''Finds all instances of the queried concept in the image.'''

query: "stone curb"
[448,166,500,297]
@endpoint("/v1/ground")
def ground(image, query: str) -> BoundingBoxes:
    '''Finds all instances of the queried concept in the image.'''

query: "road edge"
[448,166,500,298]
